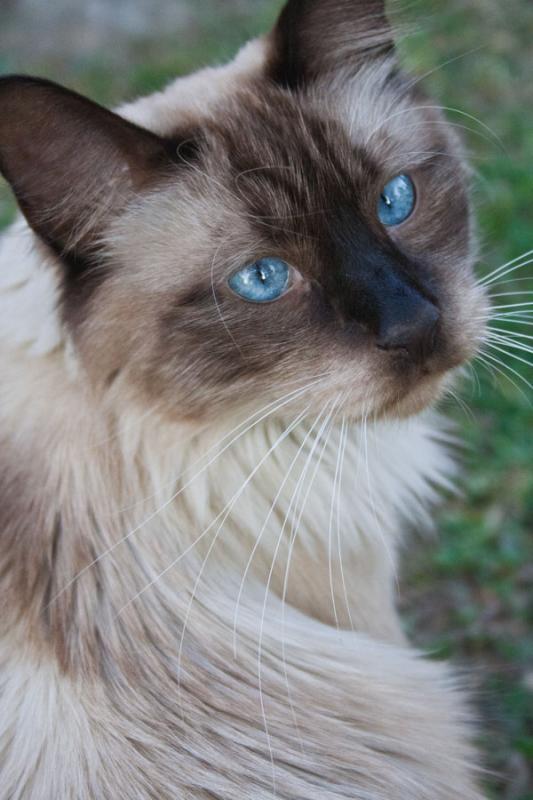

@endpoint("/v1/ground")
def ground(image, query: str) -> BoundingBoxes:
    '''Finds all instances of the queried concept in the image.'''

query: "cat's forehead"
[201,65,462,202]
[172,71,464,257]
[208,88,374,220]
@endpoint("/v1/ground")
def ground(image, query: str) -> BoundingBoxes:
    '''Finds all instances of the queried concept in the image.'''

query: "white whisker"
[445,387,476,422]
[485,340,533,370]
[328,406,346,632]
[477,354,520,398]
[368,104,506,153]
[210,236,246,356]
[475,353,498,385]
[489,292,533,299]
[488,327,533,342]
[486,277,533,287]
[275,399,339,761]
[401,46,486,96]
[119,407,310,618]
[490,314,533,323]
[336,415,355,631]
[488,333,533,357]
[481,255,533,287]
[491,302,533,311]
[176,406,312,716]
[48,379,327,607]
[112,374,332,517]
[255,401,335,796]
[466,362,483,397]
[477,349,533,398]
[232,405,328,658]
[362,408,398,590]
[377,119,502,149]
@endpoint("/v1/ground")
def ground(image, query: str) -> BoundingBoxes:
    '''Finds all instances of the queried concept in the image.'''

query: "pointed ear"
[268,0,395,89]
[0,76,184,261]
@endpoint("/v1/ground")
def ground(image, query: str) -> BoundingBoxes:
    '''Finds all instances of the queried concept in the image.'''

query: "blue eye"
[228,258,291,303]
[378,174,416,226]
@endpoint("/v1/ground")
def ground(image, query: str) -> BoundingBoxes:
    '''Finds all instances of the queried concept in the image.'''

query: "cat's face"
[0,0,489,423]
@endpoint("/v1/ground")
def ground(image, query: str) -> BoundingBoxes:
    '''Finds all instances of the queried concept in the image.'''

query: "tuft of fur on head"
[0,1,490,798]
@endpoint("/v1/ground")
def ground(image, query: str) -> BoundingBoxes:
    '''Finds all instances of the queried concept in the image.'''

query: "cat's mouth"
[376,335,479,419]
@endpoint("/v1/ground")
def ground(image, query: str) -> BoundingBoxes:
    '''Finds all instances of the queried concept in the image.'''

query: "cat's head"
[0,0,489,423]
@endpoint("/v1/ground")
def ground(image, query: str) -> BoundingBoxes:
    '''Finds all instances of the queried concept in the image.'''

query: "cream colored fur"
[0,40,487,800]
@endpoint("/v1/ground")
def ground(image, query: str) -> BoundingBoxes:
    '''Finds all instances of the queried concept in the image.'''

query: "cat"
[0,1,492,798]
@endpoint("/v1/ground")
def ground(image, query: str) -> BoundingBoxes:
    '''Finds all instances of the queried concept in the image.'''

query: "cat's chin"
[377,371,454,421]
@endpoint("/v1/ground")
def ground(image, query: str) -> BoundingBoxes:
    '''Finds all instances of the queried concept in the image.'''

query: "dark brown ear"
[268,0,395,89]
[0,76,184,262]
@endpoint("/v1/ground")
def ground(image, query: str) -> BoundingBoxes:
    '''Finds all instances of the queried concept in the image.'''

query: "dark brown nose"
[376,297,440,364]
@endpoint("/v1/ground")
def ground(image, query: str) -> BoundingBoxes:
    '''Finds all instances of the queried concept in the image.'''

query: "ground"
[0,0,531,796]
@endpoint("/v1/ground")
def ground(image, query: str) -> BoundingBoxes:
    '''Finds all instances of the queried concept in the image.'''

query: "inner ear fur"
[0,75,184,260]
[268,0,395,90]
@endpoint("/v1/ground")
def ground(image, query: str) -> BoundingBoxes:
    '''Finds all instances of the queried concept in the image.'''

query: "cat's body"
[0,3,490,798]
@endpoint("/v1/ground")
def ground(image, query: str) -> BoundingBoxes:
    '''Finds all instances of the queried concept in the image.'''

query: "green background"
[1,0,531,796]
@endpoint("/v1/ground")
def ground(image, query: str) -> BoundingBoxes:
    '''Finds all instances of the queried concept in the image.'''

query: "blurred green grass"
[0,0,531,796]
